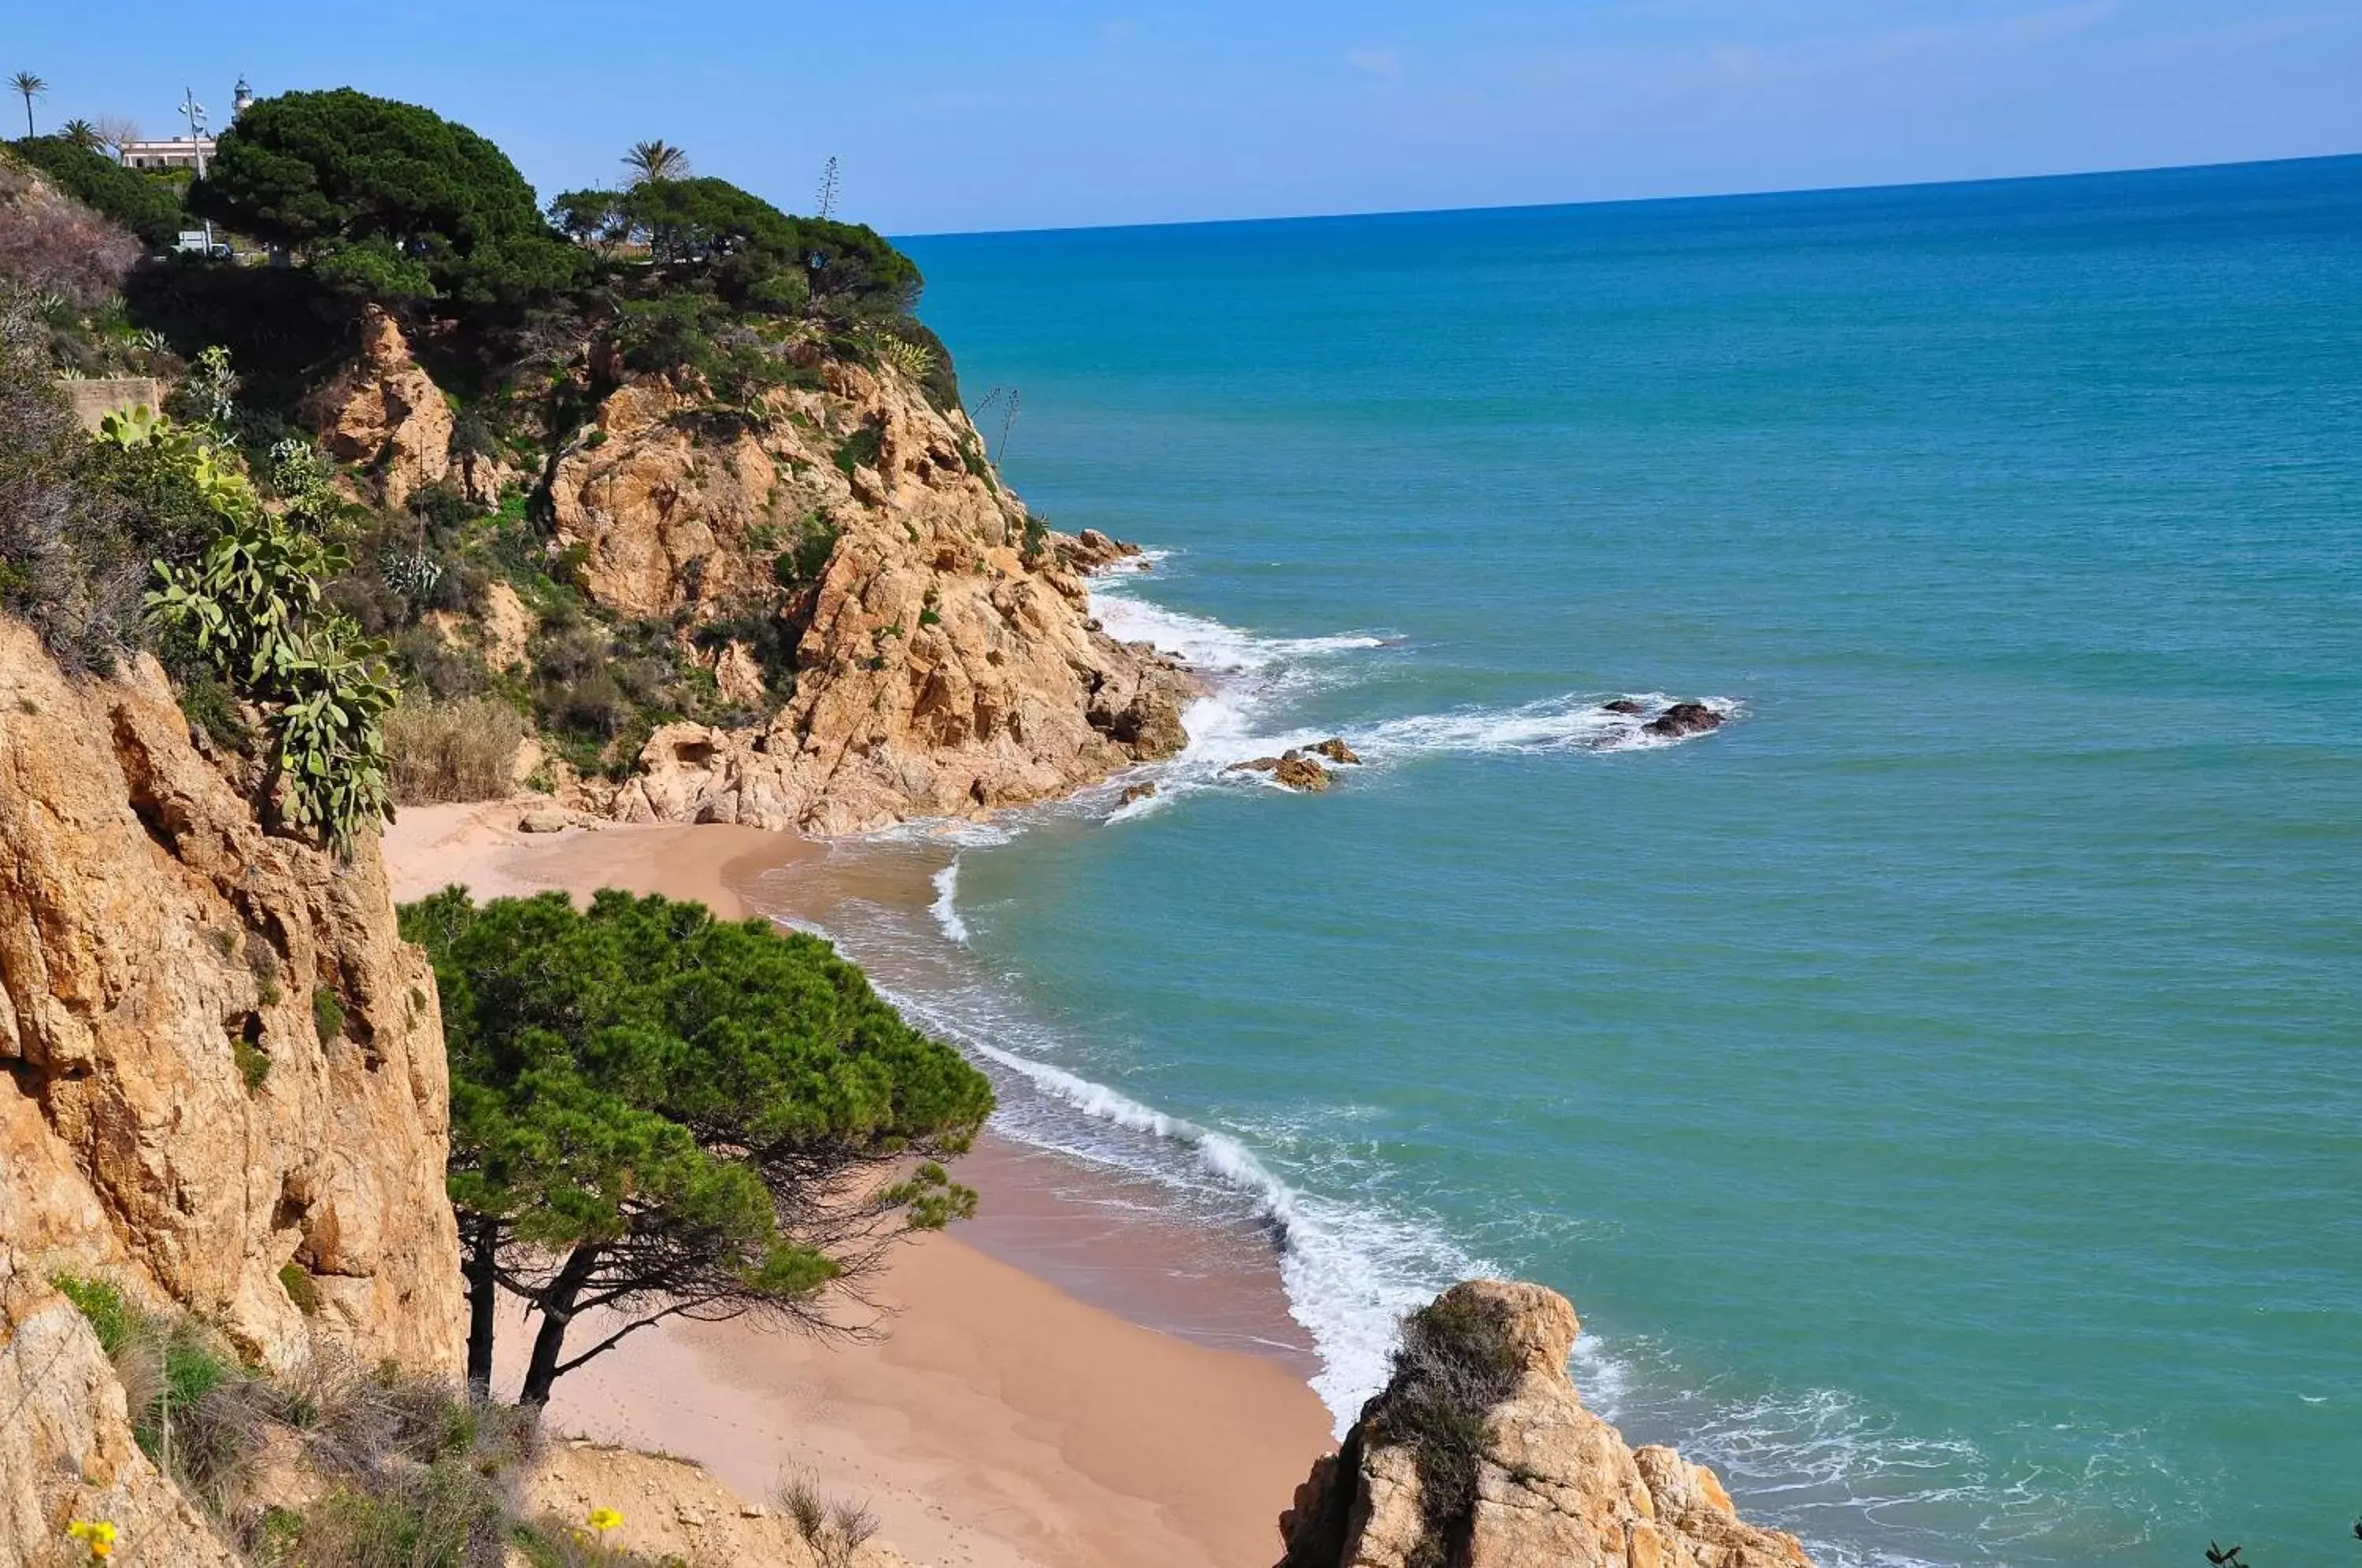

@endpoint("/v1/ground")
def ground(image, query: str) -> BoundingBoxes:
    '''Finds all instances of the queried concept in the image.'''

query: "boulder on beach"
[1645,701,1725,738]
[518,808,569,833]
[1310,737,1361,765]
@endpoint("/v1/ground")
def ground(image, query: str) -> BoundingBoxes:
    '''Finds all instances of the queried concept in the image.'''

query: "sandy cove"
[383,801,1335,1568]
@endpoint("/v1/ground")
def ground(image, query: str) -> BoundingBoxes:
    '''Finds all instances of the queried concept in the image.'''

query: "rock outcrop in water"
[1277,1280,1812,1568]
[0,619,465,1378]
[1645,702,1725,739]
[1226,750,1336,791]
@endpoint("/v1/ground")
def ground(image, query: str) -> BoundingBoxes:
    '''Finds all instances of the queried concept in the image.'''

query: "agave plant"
[862,330,937,384]
[379,547,446,605]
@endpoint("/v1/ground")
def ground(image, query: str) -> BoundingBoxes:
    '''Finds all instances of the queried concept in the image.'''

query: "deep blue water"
[827,159,2362,1567]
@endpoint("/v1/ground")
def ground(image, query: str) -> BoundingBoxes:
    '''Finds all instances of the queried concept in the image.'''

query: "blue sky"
[9,1,2358,235]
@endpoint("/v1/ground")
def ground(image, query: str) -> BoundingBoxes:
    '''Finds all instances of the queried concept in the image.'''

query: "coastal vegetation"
[46,1274,673,1566]
[2,74,958,810]
[401,886,994,1403]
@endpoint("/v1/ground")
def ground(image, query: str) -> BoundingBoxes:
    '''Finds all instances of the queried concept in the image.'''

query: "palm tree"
[60,117,98,150]
[622,139,690,185]
[11,72,46,139]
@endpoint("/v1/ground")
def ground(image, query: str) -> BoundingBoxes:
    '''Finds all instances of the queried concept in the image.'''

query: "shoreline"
[382,801,1335,1568]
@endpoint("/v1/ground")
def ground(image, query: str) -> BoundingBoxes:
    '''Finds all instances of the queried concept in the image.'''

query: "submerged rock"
[1646,701,1725,738]
[1120,781,1159,804]
[1601,698,1647,716]
[1310,737,1362,765]
[1277,1280,1811,1568]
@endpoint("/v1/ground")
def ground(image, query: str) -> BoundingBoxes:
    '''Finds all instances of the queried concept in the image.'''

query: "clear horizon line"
[893,147,2360,244]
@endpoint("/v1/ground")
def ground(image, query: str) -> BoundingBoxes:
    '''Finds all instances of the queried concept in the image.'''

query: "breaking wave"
[928,859,968,944]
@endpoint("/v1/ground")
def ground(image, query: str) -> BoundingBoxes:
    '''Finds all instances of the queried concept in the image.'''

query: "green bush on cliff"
[550,175,916,323]
[9,134,187,246]
[399,886,995,1404]
[193,88,580,305]
[145,476,401,854]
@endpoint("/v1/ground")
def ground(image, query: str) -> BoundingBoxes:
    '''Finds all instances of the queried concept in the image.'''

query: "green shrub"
[51,1273,134,1353]
[235,1034,271,1089]
[178,672,254,756]
[384,696,527,804]
[278,1263,321,1316]
[312,986,345,1045]
[772,512,839,588]
[1369,1294,1527,1568]
[53,1272,259,1503]
[9,135,187,246]
[831,423,882,478]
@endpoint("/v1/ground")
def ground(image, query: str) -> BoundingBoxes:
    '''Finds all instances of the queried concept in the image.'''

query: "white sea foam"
[959,1037,1486,1427]
[1086,546,1174,576]
[761,875,2057,1567]
[928,859,968,944]
[1091,585,1387,677]
[857,815,1022,849]
[1357,691,1738,757]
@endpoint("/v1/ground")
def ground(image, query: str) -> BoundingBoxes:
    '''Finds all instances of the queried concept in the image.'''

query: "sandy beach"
[382,801,1335,1568]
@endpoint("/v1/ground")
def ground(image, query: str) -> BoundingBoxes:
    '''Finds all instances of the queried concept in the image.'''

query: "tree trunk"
[518,1242,602,1407]
[462,1212,500,1391]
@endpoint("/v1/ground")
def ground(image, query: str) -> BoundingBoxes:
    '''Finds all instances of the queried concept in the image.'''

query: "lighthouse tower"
[232,76,254,120]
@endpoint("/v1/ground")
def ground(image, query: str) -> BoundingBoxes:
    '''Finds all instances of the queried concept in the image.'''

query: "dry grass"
[384,695,528,804]
[779,1472,878,1567]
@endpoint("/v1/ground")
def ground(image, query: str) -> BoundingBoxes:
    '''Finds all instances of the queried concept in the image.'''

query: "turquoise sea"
[800,158,2361,1567]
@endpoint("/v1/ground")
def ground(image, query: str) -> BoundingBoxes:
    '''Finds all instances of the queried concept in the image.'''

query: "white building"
[120,137,214,172]
[118,80,253,172]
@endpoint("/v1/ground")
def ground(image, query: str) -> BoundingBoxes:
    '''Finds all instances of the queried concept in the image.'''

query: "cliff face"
[1279,1281,1813,1568]
[547,361,1195,834]
[0,618,465,1376]
[0,1261,240,1566]
[311,314,1195,835]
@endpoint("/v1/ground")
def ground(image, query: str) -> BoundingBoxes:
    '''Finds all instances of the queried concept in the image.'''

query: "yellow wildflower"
[67,1521,119,1560]
[587,1506,624,1533]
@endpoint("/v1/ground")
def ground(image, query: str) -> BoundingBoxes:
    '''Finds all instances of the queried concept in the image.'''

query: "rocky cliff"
[0,1260,242,1566]
[313,312,1196,835]
[1278,1281,1812,1568]
[0,616,465,1376]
